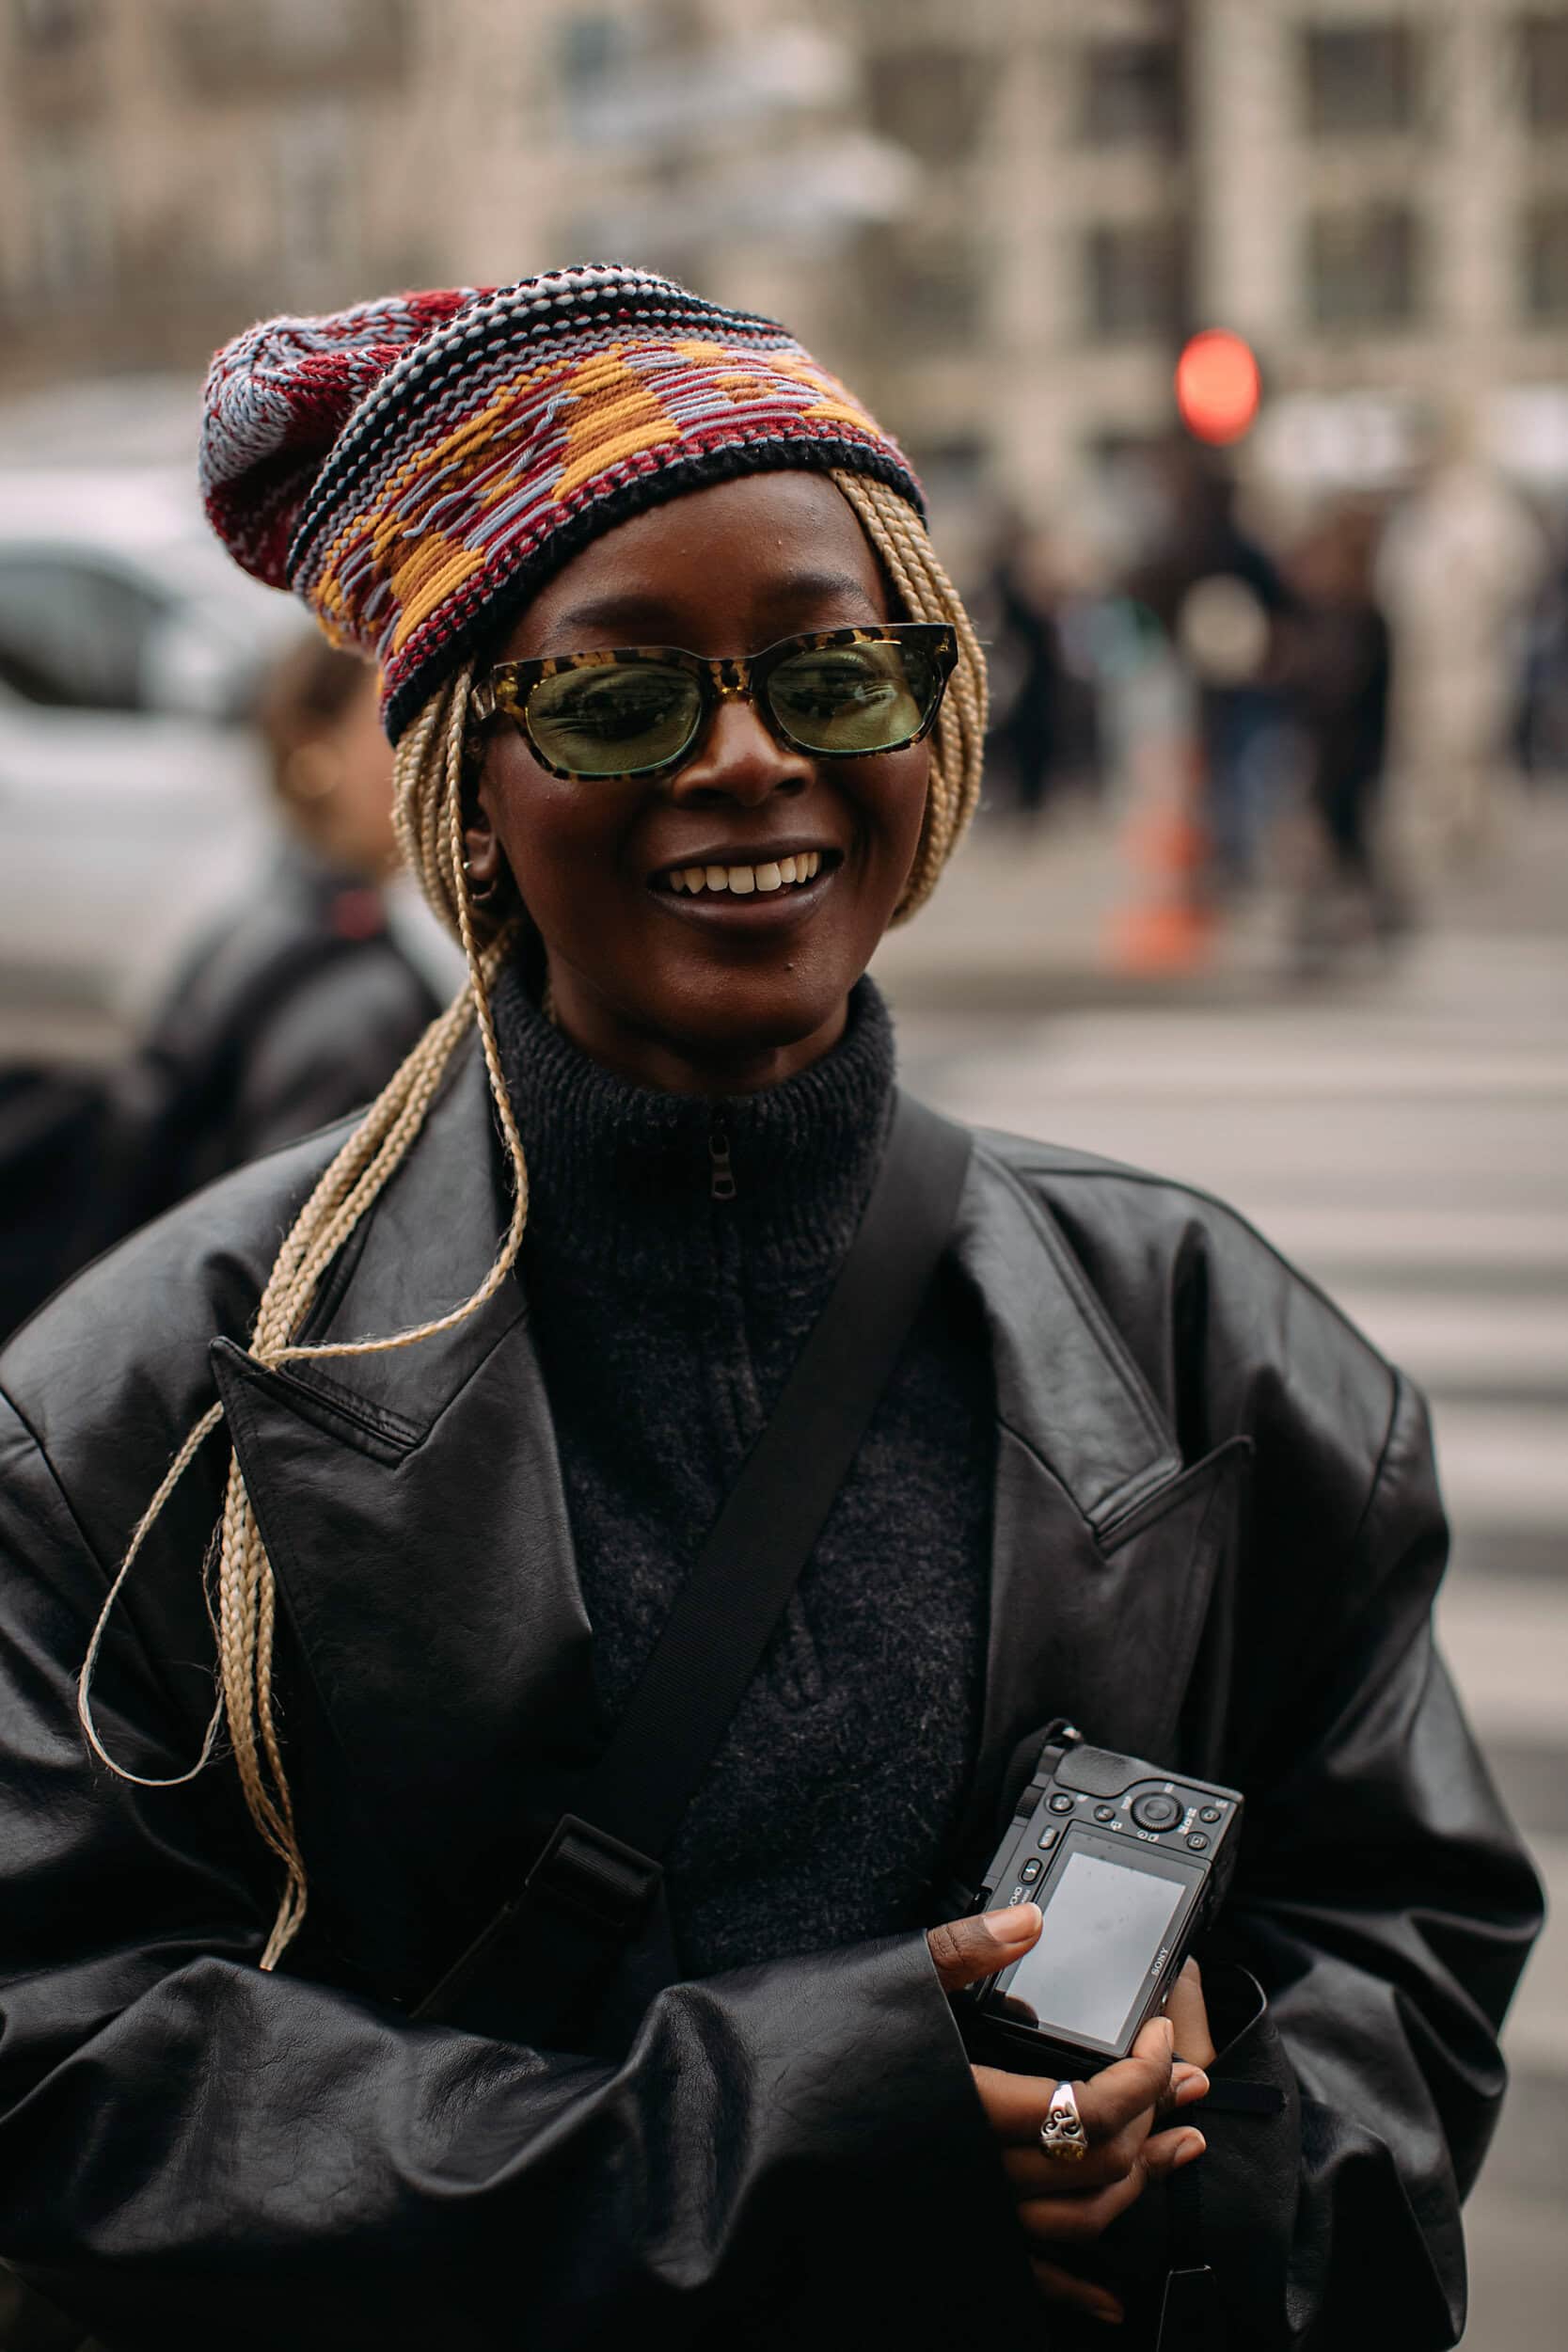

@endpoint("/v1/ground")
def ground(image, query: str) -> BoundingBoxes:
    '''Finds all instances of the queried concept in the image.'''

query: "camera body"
[961,1729,1243,2078]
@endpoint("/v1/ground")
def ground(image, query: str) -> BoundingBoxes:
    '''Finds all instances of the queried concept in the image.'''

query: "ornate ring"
[1039,2077,1089,2164]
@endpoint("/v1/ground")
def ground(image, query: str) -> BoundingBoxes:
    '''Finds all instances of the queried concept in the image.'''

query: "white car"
[0,469,307,1023]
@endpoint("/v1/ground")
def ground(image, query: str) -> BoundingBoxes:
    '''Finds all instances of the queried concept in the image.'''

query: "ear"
[462,797,504,893]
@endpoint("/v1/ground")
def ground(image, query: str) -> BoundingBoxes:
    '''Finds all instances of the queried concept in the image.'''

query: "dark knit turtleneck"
[494,968,993,1977]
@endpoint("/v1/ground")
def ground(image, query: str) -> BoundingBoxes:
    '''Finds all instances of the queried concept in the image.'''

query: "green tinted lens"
[767,641,937,754]
[526,661,702,775]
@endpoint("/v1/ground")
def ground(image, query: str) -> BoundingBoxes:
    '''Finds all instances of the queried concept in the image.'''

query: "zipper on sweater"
[708,1121,737,1201]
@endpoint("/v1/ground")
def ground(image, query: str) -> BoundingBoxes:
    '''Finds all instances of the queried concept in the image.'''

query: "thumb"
[927,1901,1041,1994]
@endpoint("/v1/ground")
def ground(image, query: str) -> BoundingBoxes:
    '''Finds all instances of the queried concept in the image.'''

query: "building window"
[1518,12,1568,130]
[1084,219,1185,342]
[1303,23,1418,135]
[1081,37,1180,146]
[1523,198,1568,320]
[863,46,990,167]
[1307,202,1419,326]
[856,223,984,346]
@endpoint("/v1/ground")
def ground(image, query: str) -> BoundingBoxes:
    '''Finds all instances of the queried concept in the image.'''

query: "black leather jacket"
[0,1039,1541,2350]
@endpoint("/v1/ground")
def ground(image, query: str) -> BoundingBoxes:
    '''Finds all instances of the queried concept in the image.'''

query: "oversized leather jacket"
[0,1039,1542,2349]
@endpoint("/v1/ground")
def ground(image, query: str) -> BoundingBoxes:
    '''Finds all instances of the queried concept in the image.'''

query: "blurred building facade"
[3,0,1568,511]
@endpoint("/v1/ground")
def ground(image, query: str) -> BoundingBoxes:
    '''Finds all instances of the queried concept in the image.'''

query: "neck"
[544,972,850,1098]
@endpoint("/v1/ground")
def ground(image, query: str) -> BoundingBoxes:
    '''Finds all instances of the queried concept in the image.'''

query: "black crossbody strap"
[415,1091,973,2028]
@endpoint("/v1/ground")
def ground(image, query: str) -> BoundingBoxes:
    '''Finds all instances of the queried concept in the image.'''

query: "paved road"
[892,913,1567,2350]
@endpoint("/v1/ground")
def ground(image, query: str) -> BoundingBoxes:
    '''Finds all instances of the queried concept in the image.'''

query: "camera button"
[1020,1857,1044,1884]
[1093,1804,1117,1823]
[1037,1826,1060,1851]
[1186,1832,1210,1851]
[1048,1793,1075,1814]
[1131,1791,1182,1832]
[1198,1805,1223,1824]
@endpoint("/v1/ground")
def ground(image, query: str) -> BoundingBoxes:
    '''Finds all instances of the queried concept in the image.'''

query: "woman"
[0,267,1540,2350]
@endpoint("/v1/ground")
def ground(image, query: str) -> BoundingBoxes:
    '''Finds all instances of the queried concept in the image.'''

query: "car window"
[0,557,169,711]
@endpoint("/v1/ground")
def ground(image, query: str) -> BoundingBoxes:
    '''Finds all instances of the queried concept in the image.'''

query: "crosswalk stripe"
[1333,1293,1568,1392]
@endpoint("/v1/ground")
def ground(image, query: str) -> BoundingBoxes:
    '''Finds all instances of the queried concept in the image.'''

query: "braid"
[78,663,531,1968]
[78,476,983,1968]
[830,471,988,919]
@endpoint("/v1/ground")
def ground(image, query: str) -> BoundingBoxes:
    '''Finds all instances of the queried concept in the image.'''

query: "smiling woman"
[0,266,1540,2352]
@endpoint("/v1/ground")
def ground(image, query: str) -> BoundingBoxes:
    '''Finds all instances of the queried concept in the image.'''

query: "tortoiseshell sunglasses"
[468,622,957,783]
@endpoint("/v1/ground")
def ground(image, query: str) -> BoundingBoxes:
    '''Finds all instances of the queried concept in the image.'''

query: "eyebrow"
[539,569,884,645]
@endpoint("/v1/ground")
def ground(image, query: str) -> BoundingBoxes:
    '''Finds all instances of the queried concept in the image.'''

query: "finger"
[973,2055,1149,2149]
[1031,2261,1126,2327]
[1156,2060,1212,2124]
[1072,2014,1177,2140]
[974,2013,1177,2148]
[927,1902,1040,1994]
[1142,2126,1207,2179]
[1018,2153,1157,2245]
[1001,2107,1171,2196]
[1164,1957,1218,2069]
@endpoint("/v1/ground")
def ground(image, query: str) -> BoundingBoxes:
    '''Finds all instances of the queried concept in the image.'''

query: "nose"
[666,696,812,808]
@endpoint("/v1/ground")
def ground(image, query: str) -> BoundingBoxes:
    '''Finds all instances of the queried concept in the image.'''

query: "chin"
[655,971,853,1057]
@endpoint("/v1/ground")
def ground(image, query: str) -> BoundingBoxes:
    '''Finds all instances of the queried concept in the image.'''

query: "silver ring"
[1039,2077,1088,2164]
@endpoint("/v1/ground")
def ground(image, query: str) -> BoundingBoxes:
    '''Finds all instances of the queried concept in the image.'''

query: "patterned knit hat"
[200,263,925,743]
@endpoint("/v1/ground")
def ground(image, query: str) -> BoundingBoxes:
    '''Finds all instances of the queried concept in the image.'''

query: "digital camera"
[961,1727,1243,2077]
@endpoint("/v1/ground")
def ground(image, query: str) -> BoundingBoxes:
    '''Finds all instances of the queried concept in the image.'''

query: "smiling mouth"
[653,849,837,897]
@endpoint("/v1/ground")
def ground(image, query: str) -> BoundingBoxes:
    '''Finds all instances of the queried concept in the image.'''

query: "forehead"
[499,471,889,660]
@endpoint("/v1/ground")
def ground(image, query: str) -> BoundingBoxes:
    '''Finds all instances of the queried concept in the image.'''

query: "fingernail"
[1088,2301,1125,2326]
[1173,2131,1206,2166]
[985,1901,1041,1944]
[1173,2066,1211,2105]
[1158,2016,1175,2052]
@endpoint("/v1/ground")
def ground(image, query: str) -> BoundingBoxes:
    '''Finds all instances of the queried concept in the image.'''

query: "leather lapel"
[954,1144,1246,1842]
[210,1041,598,1966]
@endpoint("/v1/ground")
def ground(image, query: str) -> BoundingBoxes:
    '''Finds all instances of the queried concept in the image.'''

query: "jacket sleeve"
[1157,1371,1543,2350]
[0,1391,1034,2352]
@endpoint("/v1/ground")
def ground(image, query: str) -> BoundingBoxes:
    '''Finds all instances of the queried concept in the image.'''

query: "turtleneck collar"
[491,966,897,1286]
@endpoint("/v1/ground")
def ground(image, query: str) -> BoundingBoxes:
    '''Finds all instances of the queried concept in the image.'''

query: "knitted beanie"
[200,263,925,743]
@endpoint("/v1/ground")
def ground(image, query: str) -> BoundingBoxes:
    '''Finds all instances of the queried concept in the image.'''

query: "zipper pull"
[709,1124,737,1201]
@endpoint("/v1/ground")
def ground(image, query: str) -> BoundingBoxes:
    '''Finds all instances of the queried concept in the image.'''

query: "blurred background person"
[1378,435,1549,864]
[982,517,1104,823]
[1133,446,1295,901]
[1282,501,1402,971]
[0,639,445,1341]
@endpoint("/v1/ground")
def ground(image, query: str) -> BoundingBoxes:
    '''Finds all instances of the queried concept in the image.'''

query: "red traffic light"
[1175,330,1261,446]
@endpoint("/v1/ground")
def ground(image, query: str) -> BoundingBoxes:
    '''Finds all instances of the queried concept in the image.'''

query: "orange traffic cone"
[1105,732,1214,975]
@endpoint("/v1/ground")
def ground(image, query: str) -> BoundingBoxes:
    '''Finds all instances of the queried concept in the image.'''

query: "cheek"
[857,749,931,886]
[481,755,631,910]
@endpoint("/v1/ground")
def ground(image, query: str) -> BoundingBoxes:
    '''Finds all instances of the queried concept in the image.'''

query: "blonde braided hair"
[77,471,987,1968]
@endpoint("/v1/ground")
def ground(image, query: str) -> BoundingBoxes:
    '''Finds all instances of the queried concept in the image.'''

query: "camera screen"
[1006,1849,1188,2048]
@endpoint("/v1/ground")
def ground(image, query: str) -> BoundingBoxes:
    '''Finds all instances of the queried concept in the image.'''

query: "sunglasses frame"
[468,622,958,783]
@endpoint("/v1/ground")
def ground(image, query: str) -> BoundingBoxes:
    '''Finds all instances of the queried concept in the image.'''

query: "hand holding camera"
[927,1726,1235,2323]
[927,1907,1211,2324]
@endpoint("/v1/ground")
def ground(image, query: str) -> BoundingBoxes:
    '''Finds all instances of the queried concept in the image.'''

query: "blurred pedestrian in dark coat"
[1284,505,1404,966]
[0,642,442,1340]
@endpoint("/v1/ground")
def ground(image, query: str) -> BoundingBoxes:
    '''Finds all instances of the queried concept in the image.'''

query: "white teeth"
[668,852,826,895]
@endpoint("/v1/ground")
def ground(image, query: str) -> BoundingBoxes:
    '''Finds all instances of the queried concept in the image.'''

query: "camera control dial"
[1130,1790,1183,1833]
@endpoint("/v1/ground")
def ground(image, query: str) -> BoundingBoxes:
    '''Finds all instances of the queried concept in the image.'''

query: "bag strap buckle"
[524,1812,663,1937]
